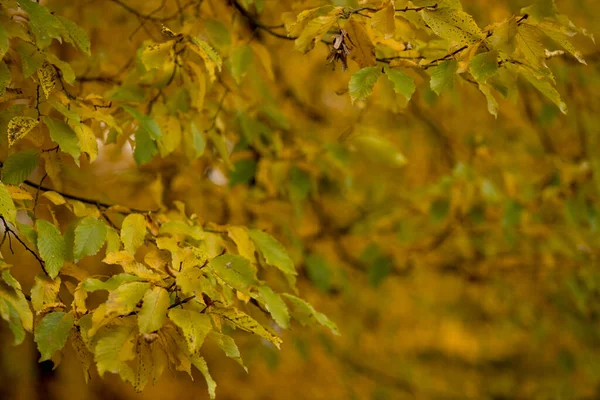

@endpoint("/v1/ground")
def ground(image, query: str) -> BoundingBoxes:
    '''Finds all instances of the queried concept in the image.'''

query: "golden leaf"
[7,116,38,147]
[346,18,377,68]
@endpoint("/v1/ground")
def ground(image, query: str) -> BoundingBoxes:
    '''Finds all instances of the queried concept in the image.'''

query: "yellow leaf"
[94,319,136,376]
[168,309,212,355]
[72,123,98,162]
[157,116,182,157]
[515,23,548,74]
[295,13,339,54]
[8,116,38,147]
[346,18,377,68]
[420,7,484,44]
[70,328,93,383]
[121,214,147,255]
[67,199,100,218]
[6,186,33,201]
[41,152,62,190]
[138,286,170,334]
[103,250,135,265]
[121,261,163,281]
[211,307,282,349]
[141,41,175,71]
[183,61,206,111]
[283,6,332,37]
[160,324,193,377]
[372,0,396,39]
[227,226,256,261]
[187,37,222,82]
[37,62,57,99]
[250,42,274,80]
[134,336,154,392]
[105,282,151,316]
[30,274,61,312]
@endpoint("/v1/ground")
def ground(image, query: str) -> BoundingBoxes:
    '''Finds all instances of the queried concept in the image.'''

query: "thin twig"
[205,89,229,132]
[1,216,49,276]
[231,0,296,40]
[1,162,155,214]
[168,295,195,309]
[32,173,47,220]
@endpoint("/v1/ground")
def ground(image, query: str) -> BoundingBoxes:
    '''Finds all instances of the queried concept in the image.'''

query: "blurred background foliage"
[1,0,600,399]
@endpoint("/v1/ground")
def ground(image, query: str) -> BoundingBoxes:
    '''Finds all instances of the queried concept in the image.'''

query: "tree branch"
[0,161,155,214]
[0,216,49,276]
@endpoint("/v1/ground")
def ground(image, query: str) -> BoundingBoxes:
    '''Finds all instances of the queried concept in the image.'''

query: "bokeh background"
[1,0,600,399]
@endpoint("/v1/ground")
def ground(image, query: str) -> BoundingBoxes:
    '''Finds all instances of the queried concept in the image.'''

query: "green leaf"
[0,298,25,345]
[361,244,393,287]
[42,116,81,166]
[430,59,458,95]
[469,50,499,83]
[258,286,290,329]
[229,159,257,187]
[539,21,586,65]
[420,7,483,44]
[350,135,408,167]
[34,311,74,361]
[477,83,499,118]
[282,294,340,335]
[48,98,80,123]
[15,41,44,78]
[17,222,37,250]
[204,20,231,50]
[248,229,297,282]
[122,105,162,140]
[82,274,143,292]
[211,307,282,348]
[46,53,76,84]
[288,166,311,204]
[36,219,66,279]
[515,65,567,114]
[1,150,40,185]
[0,61,10,97]
[208,331,246,372]
[0,183,17,225]
[384,67,416,101]
[349,67,382,103]
[133,125,158,165]
[120,214,146,255]
[521,0,557,23]
[17,0,62,48]
[208,130,233,170]
[168,309,212,354]
[74,217,107,260]
[138,286,170,334]
[105,282,151,316]
[305,253,332,292]
[190,356,216,399]
[191,122,206,158]
[229,45,253,85]
[0,271,33,334]
[210,254,257,295]
[487,17,517,54]
[515,23,547,73]
[188,37,222,81]
[56,15,91,55]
